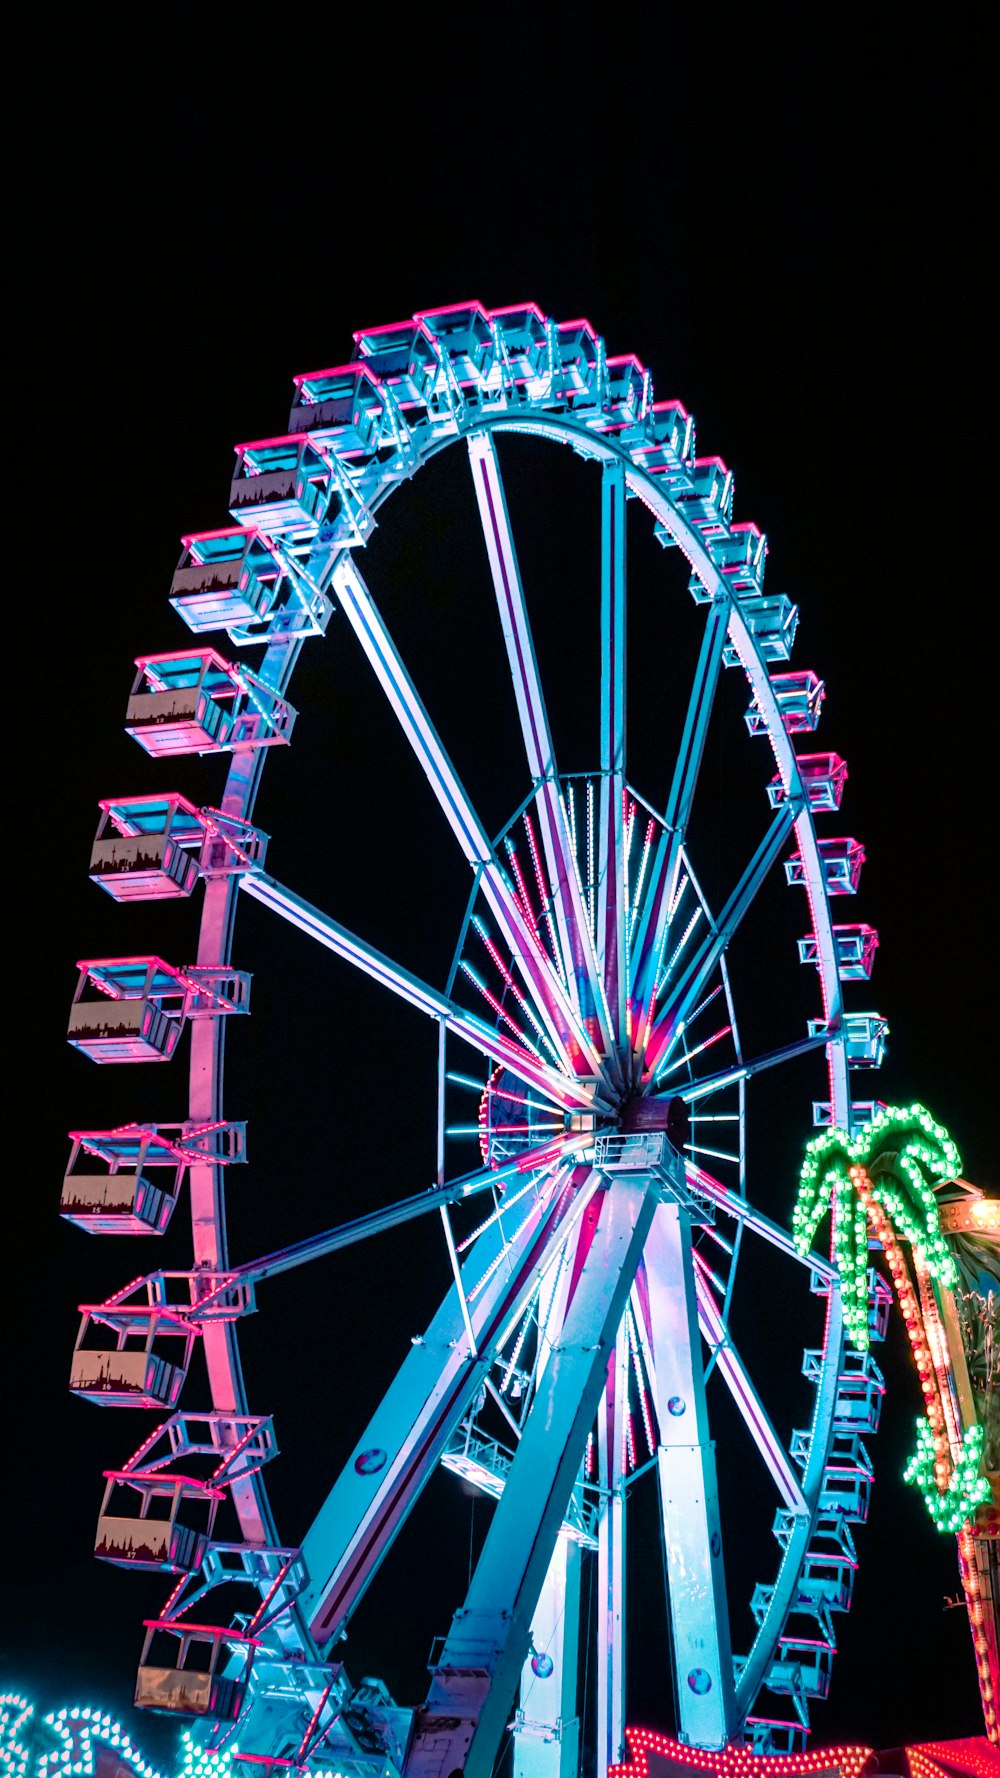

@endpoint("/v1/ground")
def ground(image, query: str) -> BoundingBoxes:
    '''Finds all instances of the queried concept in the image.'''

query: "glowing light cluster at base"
[908,1743,1000,1778]
[609,1726,1000,1778]
[609,1725,875,1777]
[7,1698,1000,1778]
[0,1700,164,1778]
[178,1737,236,1778]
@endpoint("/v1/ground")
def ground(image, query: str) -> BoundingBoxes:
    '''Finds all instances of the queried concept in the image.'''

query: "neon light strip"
[473,919,559,1060]
[524,810,566,986]
[459,959,544,1055]
[240,871,599,1111]
[457,1171,559,1254]
[655,1024,731,1083]
[655,907,703,995]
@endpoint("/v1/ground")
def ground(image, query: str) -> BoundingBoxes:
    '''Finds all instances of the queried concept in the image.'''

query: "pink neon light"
[77,952,177,976]
[292,361,380,391]
[491,1123,560,1135]
[516,1140,566,1173]
[179,524,252,547]
[609,1725,875,1777]
[231,1757,297,1770]
[476,926,553,1050]
[506,843,540,935]
[98,791,198,812]
[104,1468,226,1497]
[556,317,599,340]
[232,431,312,456]
[523,812,560,967]
[414,301,489,333]
[352,317,415,342]
[135,646,232,672]
[459,960,543,1058]
[486,301,546,322]
[142,1618,261,1645]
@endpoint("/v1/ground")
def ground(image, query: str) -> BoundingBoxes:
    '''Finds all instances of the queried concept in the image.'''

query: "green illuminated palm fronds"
[792,1103,961,1349]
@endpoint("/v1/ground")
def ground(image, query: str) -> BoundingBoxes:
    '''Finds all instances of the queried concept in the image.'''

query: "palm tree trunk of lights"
[852,1171,998,1742]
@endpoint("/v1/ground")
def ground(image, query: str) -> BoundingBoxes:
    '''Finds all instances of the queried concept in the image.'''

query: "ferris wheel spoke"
[297,1162,590,1649]
[643,799,800,1077]
[467,432,613,1057]
[331,555,604,1079]
[597,461,628,1059]
[240,870,598,1112]
[191,1144,595,1314]
[694,1270,807,1514]
[683,1158,836,1279]
[671,1030,831,1105]
[629,599,729,1061]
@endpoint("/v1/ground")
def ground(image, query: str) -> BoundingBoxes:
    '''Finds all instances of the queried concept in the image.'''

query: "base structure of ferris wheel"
[66,302,901,1774]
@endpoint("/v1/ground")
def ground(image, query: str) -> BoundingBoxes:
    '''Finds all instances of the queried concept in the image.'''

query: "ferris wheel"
[65,303,892,1772]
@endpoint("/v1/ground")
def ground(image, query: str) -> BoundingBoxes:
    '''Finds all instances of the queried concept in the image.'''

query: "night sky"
[8,11,993,1766]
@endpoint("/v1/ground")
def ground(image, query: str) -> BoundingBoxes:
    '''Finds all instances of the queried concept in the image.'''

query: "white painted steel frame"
[596,1325,630,1774]
[241,870,598,1113]
[597,461,628,1071]
[467,433,613,1064]
[330,555,606,1086]
[298,1164,589,1646]
[406,1175,657,1778]
[643,1203,736,1747]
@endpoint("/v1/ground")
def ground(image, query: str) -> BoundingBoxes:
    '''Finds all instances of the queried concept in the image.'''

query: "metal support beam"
[695,1274,807,1515]
[298,1166,588,1646]
[332,554,603,1079]
[513,1515,583,1778]
[644,1203,737,1749]
[674,1032,830,1106]
[734,1291,846,1722]
[405,1176,657,1778]
[596,1326,629,1776]
[241,870,599,1114]
[629,600,729,1061]
[597,462,627,1070]
[682,1160,836,1279]
[644,800,799,1078]
[514,1204,585,1778]
[194,1151,588,1311]
[467,432,612,1057]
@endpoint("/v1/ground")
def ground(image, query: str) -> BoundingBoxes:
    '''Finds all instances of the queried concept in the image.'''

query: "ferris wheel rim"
[77,308,873,1756]
[198,411,848,1724]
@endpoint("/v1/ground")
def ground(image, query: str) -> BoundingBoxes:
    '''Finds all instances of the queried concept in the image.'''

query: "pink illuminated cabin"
[135,1621,256,1717]
[71,1305,194,1409]
[96,1471,221,1573]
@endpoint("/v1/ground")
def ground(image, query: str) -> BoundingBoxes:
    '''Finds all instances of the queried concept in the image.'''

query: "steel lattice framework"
[66,303,894,1771]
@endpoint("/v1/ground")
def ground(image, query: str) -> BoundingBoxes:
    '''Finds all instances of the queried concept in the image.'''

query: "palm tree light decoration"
[792,1102,999,1741]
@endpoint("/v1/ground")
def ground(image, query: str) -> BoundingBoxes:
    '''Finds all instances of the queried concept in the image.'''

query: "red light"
[609,1725,876,1778]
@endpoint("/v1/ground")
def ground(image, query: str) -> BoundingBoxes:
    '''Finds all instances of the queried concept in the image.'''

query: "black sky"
[8,7,994,1764]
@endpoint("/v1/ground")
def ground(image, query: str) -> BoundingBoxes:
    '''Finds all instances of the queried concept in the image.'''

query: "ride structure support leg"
[645,1202,737,1748]
[595,1327,628,1777]
[404,1175,657,1778]
[512,1535,582,1778]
